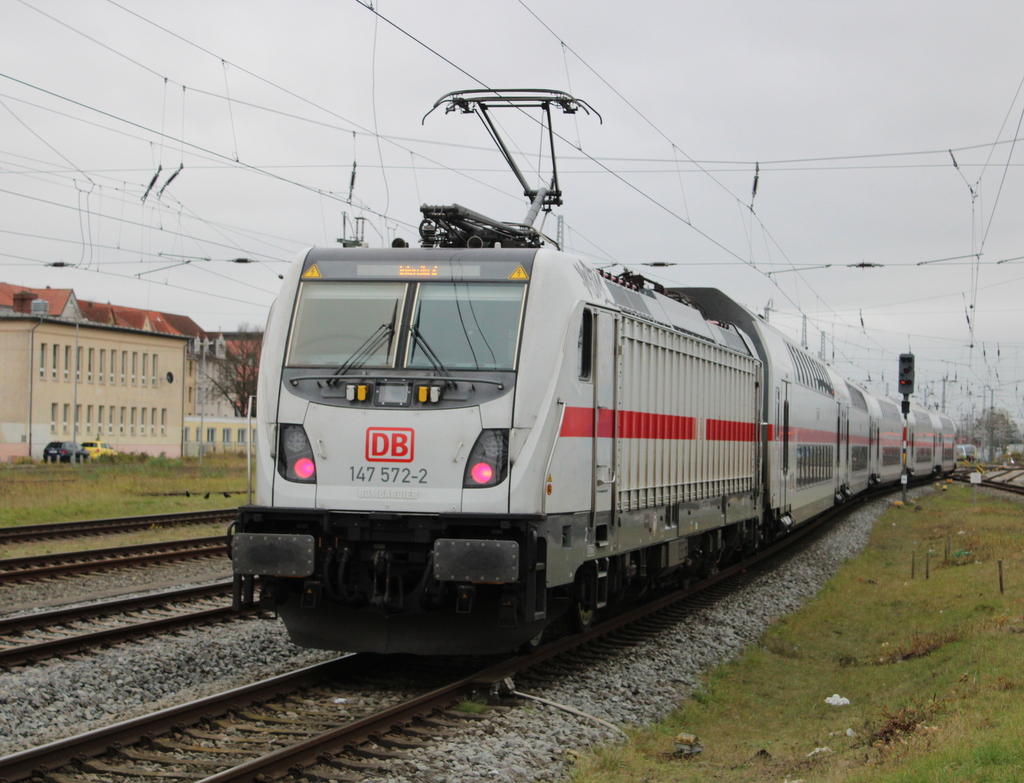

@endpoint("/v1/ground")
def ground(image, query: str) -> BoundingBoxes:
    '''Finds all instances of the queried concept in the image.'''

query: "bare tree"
[974,407,1021,459]
[206,324,263,417]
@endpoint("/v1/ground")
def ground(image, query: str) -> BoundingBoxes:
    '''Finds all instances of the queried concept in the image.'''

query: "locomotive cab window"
[406,282,525,371]
[287,282,405,367]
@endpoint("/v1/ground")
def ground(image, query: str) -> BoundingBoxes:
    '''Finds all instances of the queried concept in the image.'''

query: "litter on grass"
[825,694,851,706]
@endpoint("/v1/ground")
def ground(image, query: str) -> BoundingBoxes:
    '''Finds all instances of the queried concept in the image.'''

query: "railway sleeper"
[321,754,389,773]
[348,744,412,760]
[298,765,362,782]
[119,748,226,769]
[145,737,255,755]
[373,732,435,749]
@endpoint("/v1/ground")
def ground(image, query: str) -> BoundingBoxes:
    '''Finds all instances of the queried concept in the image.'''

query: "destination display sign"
[299,248,537,282]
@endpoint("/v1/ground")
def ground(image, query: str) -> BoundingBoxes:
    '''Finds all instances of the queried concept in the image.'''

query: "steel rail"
[0,509,236,545]
[160,494,877,783]
[0,581,237,668]
[0,536,227,585]
[0,480,932,783]
[952,475,1024,497]
[0,657,364,783]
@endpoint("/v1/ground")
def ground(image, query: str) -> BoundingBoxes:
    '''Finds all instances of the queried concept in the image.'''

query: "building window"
[141,353,148,386]
[206,428,216,444]
[119,407,125,435]
[160,408,166,436]
[88,348,94,382]
[152,355,158,386]
[52,344,58,380]
[64,346,70,381]
[98,350,105,384]
[130,407,136,435]
[140,408,147,435]
[131,352,138,385]
[63,404,69,433]
[121,351,127,385]
[51,403,57,433]
[222,429,232,444]
[98,406,104,434]
[40,343,46,380]
[237,429,246,445]
[109,406,115,435]
[86,405,93,432]
[151,407,157,435]
[188,387,193,404]
[110,349,116,383]
[184,427,190,443]
[75,404,81,434]
[75,347,82,382]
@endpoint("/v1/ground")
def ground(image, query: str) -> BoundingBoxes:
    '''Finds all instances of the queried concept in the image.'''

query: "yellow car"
[81,441,118,459]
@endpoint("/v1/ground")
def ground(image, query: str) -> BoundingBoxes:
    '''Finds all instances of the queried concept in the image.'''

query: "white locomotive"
[230,91,955,654]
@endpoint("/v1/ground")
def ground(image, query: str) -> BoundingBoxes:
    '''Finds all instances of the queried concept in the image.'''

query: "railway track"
[952,467,1024,497]
[0,509,236,546]
[0,536,227,586]
[0,581,243,668]
[0,489,866,783]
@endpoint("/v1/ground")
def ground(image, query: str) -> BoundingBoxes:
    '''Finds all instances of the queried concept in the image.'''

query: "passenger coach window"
[407,283,525,371]
[578,309,593,380]
[287,282,405,367]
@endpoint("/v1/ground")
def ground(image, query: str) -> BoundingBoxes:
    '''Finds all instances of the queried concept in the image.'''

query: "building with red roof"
[0,282,200,460]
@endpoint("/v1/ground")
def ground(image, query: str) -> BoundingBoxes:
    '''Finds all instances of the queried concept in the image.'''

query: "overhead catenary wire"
[3,2,1022,418]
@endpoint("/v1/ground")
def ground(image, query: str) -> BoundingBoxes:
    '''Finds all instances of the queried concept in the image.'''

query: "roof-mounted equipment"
[420,89,599,249]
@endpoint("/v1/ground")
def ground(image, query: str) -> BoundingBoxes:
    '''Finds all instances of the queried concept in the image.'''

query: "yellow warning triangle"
[508,265,529,280]
[302,264,322,279]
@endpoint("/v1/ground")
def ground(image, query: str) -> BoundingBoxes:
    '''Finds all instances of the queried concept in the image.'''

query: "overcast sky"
[2,0,1023,428]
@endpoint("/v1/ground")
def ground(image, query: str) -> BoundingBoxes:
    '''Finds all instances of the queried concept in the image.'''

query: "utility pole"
[72,322,79,467]
[199,339,209,466]
[988,386,996,461]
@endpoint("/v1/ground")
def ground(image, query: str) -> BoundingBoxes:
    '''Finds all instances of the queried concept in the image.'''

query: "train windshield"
[407,283,525,371]
[287,282,405,367]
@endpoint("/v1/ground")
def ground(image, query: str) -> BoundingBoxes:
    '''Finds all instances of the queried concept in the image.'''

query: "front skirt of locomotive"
[231,506,552,655]
[275,593,551,655]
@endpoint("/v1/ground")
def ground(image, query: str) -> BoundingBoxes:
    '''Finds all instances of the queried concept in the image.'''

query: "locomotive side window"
[578,308,593,380]
[407,283,525,371]
[287,282,404,367]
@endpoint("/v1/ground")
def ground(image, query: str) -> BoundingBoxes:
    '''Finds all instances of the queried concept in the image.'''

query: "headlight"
[463,429,509,488]
[278,424,316,483]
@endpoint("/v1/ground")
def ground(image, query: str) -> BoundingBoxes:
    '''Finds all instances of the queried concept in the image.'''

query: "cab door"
[592,309,618,528]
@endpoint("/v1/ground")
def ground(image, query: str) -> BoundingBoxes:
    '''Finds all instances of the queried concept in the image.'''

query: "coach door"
[780,382,790,512]
[592,310,618,529]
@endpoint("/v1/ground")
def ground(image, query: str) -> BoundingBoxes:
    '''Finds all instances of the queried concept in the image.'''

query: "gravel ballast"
[0,492,915,778]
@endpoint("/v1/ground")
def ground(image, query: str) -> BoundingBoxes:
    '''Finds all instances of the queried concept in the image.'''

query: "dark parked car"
[43,441,90,463]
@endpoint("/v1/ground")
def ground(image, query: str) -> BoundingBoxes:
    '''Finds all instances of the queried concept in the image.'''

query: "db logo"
[365,428,415,462]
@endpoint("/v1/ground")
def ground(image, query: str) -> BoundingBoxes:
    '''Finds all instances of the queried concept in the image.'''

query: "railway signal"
[898,353,915,396]
[899,353,914,503]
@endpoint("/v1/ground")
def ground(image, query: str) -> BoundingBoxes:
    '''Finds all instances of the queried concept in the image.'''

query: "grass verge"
[0,453,249,529]
[569,484,1024,783]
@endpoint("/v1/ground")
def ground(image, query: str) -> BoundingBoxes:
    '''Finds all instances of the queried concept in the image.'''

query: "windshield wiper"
[329,322,395,383]
[410,325,455,383]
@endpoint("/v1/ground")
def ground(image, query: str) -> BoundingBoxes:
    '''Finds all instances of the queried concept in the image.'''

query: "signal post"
[898,353,915,504]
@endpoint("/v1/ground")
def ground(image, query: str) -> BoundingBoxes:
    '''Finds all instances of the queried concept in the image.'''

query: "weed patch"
[869,699,942,745]
[876,627,961,664]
